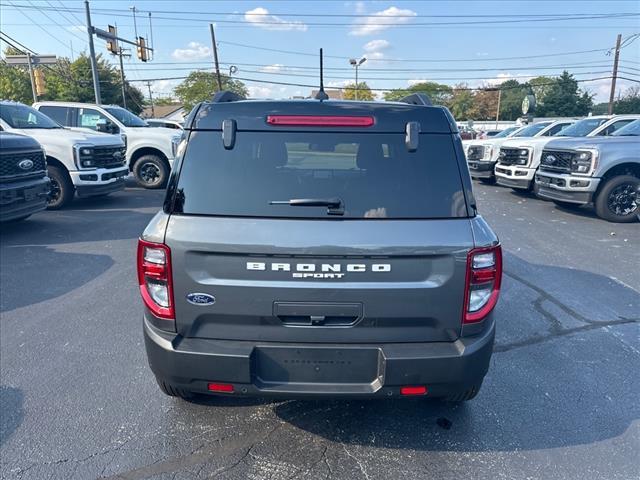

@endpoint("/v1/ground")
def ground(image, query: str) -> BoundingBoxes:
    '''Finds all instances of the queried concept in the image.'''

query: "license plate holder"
[254,346,383,385]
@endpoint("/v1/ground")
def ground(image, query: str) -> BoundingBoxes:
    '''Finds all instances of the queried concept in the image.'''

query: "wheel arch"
[595,162,640,199]
[45,156,73,181]
[129,147,169,171]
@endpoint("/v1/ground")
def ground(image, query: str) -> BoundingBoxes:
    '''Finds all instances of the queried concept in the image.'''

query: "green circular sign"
[522,95,536,115]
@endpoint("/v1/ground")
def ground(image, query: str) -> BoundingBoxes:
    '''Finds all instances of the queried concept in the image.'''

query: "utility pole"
[145,81,155,117]
[84,0,101,104]
[349,57,366,100]
[495,88,502,130]
[209,23,223,91]
[26,53,37,103]
[608,34,622,115]
[116,48,131,109]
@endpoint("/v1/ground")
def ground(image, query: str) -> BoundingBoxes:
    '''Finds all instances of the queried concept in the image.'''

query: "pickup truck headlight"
[482,145,493,161]
[515,148,531,166]
[171,135,182,157]
[571,149,598,176]
[73,144,96,169]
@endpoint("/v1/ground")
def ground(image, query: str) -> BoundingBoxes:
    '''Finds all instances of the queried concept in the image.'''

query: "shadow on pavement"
[0,246,114,312]
[0,386,24,447]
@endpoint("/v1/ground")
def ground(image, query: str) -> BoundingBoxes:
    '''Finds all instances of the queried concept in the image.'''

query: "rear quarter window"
[173,131,468,219]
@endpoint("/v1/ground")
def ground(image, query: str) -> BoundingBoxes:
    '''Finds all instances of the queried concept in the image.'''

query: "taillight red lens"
[266,115,375,127]
[400,386,427,396]
[137,239,175,320]
[208,383,234,393]
[463,245,502,324]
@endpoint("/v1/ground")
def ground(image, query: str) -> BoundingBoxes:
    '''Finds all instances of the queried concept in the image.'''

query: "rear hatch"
[165,102,474,344]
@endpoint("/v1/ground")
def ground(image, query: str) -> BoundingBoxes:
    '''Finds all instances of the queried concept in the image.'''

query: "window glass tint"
[38,106,70,126]
[611,119,640,136]
[598,119,635,136]
[78,108,109,130]
[494,126,520,138]
[0,103,61,129]
[176,131,467,219]
[545,122,570,136]
[512,122,552,137]
[556,118,607,136]
[104,107,147,127]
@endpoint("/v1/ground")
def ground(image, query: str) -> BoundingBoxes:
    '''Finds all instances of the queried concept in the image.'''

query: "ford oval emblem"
[18,159,34,170]
[186,293,215,306]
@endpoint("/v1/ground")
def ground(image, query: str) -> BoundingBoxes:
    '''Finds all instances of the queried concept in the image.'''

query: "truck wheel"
[156,378,196,400]
[47,165,74,209]
[444,383,482,403]
[133,155,169,189]
[594,175,639,223]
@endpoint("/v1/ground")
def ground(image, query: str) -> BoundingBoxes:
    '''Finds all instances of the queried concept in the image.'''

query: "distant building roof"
[141,104,184,119]
[310,89,344,100]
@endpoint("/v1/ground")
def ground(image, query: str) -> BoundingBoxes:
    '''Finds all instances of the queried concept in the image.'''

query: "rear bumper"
[0,176,50,221]
[144,315,495,398]
[468,160,496,179]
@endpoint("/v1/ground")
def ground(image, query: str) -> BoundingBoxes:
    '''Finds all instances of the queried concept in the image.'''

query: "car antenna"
[314,48,329,101]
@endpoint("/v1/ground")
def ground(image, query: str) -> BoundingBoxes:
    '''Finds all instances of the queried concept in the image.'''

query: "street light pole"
[349,57,367,100]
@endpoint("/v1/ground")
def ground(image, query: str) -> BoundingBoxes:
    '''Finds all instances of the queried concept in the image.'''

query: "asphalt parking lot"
[1,182,638,480]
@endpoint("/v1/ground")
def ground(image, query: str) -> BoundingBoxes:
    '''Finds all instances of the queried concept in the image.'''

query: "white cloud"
[363,39,390,52]
[259,64,285,73]
[476,52,489,57]
[244,7,308,31]
[151,79,180,97]
[408,79,429,86]
[171,42,211,61]
[350,6,417,36]
[484,72,536,86]
[327,80,352,88]
[247,85,274,98]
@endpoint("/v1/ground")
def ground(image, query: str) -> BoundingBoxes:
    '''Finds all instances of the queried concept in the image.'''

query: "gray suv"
[138,92,502,402]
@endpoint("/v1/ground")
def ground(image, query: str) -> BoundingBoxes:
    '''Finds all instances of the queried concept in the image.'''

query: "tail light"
[137,239,175,324]
[463,245,502,323]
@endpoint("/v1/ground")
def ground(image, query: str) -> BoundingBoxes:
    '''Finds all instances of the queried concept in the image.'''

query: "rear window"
[174,131,468,219]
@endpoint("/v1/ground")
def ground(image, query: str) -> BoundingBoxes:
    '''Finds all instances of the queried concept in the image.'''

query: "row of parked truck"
[464,115,640,223]
[0,100,182,221]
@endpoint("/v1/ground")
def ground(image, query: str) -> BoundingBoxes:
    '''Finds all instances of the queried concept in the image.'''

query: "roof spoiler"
[399,93,432,106]
[211,91,245,103]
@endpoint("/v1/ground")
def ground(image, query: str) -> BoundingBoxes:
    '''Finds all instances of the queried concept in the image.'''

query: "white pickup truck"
[0,101,128,209]
[33,102,182,189]
[495,115,640,192]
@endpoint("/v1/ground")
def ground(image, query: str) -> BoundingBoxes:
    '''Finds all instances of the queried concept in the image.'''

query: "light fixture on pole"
[349,57,367,100]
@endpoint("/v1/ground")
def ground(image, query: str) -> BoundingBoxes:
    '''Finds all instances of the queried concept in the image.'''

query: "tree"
[468,88,500,121]
[448,84,475,120]
[343,82,374,101]
[174,71,248,110]
[498,79,529,121]
[528,76,554,106]
[612,85,640,114]
[383,81,452,105]
[535,71,593,117]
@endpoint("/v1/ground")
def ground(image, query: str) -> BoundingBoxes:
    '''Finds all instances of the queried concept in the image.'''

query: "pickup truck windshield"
[493,126,521,138]
[104,107,148,127]
[556,118,607,137]
[512,122,552,137]
[611,119,640,136]
[175,131,468,219]
[0,104,62,129]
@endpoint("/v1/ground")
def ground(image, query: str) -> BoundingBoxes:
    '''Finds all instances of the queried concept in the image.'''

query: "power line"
[25,0,88,45]
[5,1,76,54]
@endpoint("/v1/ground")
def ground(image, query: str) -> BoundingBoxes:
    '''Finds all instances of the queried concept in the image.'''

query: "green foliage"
[343,82,374,101]
[535,71,593,117]
[0,49,146,114]
[448,84,475,120]
[612,85,640,114]
[498,80,530,121]
[383,81,452,105]
[174,71,248,110]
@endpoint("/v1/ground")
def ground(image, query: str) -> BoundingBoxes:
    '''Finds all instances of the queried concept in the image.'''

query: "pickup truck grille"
[539,150,573,173]
[466,145,484,161]
[92,146,127,169]
[0,150,47,180]
[498,147,528,166]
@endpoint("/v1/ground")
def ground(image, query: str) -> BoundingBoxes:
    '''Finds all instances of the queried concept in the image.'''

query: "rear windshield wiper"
[269,198,344,216]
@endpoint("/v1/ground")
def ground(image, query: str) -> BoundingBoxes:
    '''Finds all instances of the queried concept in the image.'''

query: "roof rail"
[399,93,432,107]
[211,91,245,103]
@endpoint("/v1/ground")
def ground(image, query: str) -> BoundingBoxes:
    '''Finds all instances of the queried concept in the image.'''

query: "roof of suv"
[33,101,121,108]
[189,98,457,134]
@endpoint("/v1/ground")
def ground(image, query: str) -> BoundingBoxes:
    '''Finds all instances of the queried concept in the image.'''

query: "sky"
[1,0,639,103]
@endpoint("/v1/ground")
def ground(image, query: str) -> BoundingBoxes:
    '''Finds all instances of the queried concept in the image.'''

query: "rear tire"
[156,378,196,400]
[133,155,169,189]
[444,383,482,403]
[47,165,74,209]
[594,175,639,223]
